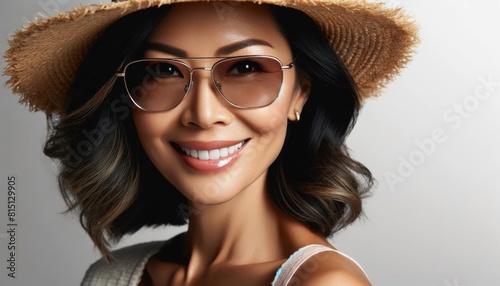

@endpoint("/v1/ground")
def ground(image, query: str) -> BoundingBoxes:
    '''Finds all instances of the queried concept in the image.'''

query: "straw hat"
[3,0,419,114]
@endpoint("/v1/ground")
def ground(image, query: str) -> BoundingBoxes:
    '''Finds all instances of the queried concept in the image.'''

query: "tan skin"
[132,3,371,286]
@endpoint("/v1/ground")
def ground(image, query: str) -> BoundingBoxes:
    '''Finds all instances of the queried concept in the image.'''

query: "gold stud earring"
[294,109,301,122]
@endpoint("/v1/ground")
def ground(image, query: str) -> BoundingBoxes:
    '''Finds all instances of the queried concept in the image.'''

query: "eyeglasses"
[116,55,294,112]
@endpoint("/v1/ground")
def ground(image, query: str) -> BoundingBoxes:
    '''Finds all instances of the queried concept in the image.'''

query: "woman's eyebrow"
[215,39,274,56]
[144,42,187,57]
[144,39,274,57]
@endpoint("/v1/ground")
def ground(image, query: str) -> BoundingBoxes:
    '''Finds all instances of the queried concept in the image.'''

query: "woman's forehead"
[145,2,291,58]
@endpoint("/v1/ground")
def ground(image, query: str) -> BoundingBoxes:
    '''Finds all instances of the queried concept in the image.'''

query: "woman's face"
[132,2,309,206]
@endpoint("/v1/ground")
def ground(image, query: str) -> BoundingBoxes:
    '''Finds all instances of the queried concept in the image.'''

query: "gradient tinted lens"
[124,56,284,111]
[124,60,190,112]
[212,57,284,108]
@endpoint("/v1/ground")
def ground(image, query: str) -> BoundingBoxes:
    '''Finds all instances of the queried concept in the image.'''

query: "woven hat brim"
[4,0,419,114]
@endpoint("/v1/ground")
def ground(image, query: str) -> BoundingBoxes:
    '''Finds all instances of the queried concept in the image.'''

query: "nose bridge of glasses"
[187,66,218,91]
[189,66,213,79]
[190,66,213,73]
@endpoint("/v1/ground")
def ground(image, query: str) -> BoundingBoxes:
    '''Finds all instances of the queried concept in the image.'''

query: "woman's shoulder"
[273,244,371,286]
[81,240,166,286]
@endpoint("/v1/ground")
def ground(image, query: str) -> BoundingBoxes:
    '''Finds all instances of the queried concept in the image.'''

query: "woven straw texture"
[4,0,419,114]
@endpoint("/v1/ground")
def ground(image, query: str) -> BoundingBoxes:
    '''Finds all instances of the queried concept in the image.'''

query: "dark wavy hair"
[44,4,372,261]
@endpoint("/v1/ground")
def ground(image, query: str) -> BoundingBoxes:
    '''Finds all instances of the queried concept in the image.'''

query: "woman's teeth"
[180,142,244,160]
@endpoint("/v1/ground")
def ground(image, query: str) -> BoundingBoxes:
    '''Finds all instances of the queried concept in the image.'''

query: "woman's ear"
[288,75,311,122]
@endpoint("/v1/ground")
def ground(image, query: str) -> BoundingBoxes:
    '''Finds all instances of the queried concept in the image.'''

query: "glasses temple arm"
[282,62,294,69]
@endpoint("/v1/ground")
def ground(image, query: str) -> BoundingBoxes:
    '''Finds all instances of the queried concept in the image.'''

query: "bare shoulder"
[290,250,371,286]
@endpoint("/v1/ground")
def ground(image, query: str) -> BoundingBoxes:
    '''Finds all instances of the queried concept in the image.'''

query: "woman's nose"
[180,70,233,129]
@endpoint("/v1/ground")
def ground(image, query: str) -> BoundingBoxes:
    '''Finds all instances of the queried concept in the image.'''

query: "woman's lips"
[173,140,248,172]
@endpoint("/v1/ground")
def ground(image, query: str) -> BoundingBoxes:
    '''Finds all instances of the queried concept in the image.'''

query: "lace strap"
[271,244,368,286]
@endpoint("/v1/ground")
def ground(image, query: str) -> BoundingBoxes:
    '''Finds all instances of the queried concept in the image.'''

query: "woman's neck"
[187,175,280,262]
[182,174,324,279]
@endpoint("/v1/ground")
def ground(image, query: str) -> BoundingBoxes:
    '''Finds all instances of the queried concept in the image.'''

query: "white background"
[1,1,499,285]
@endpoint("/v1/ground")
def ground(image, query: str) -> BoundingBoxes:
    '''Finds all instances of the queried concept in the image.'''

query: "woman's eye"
[227,60,263,75]
[151,62,182,78]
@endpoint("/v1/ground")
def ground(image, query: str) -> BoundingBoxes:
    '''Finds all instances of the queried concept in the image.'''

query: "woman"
[4,0,418,285]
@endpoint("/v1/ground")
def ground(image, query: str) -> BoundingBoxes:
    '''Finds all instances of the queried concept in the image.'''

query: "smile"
[178,141,246,161]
